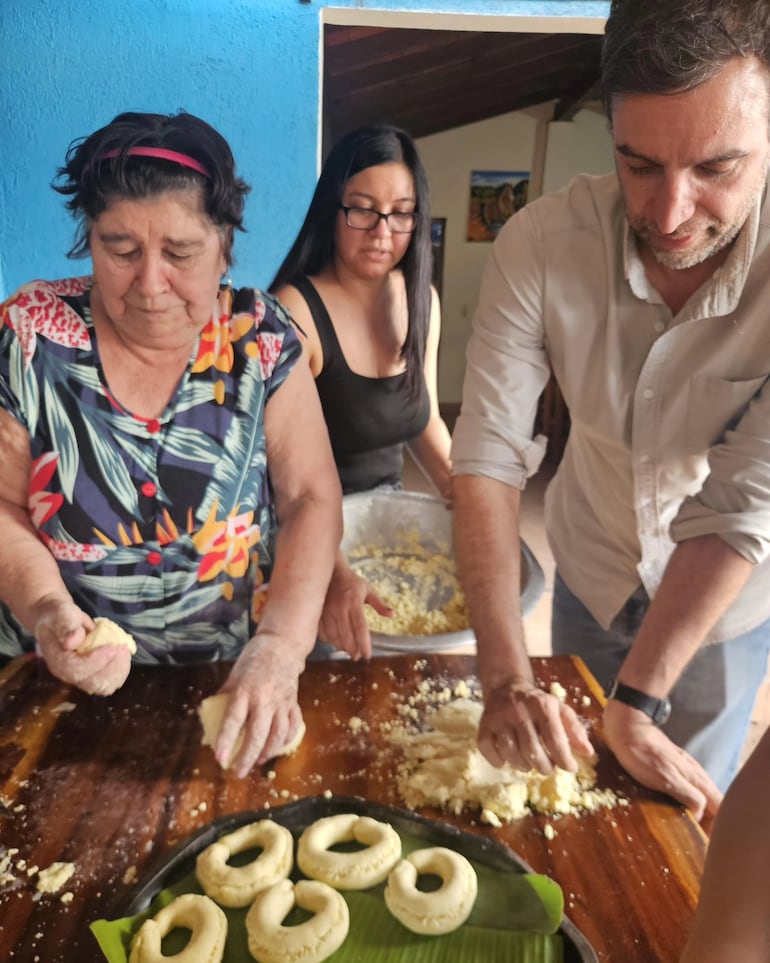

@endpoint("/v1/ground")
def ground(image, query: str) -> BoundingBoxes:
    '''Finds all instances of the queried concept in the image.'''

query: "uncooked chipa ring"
[128,892,227,963]
[195,819,294,908]
[245,878,349,963]
[384,846,478,935]
[297,813,401,889]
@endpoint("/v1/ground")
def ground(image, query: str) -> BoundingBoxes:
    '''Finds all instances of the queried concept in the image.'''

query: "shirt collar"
[622,185,766,317]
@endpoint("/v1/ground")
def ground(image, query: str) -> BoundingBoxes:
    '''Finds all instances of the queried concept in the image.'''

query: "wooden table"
[0,653,705,961]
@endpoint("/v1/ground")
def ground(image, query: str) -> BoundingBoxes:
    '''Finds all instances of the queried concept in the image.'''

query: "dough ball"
[78,617,137,654]
[199,693,306,770]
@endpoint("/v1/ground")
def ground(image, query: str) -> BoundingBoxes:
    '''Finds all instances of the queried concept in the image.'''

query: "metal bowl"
[342,490,545,654]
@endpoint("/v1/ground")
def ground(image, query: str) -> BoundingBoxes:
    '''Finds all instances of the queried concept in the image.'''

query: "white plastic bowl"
[342,491,545,654]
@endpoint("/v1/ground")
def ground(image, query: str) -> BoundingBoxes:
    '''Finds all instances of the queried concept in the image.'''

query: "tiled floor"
[402,453,769,767]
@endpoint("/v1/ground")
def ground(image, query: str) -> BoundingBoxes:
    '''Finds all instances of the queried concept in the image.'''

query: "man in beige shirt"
[453,0,770,821]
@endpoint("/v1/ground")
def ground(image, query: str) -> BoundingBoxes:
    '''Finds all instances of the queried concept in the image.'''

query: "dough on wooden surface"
[199,693,306,769]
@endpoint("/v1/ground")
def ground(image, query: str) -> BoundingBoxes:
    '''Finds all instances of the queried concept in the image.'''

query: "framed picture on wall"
[467,170,529,242]
[430,217,446,299]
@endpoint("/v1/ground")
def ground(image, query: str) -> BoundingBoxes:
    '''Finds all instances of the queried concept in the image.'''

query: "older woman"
[0,111,342,776]
[271,125,452,659]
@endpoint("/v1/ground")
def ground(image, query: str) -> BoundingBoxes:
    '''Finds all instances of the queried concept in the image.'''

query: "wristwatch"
[605,679,672,726]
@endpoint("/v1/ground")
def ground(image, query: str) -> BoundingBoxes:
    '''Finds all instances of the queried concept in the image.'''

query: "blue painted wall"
[0,0,608,300]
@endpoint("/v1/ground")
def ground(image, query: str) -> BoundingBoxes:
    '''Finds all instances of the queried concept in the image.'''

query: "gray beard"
[646,217,746,271]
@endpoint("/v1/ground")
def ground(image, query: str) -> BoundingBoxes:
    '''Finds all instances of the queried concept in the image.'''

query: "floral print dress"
[0,277,302,663]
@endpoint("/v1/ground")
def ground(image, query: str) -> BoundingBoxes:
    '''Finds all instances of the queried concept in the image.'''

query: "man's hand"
[32,595,131,696]
[318,561,393,661]
[477,678,595,773]
[603,700,722,821]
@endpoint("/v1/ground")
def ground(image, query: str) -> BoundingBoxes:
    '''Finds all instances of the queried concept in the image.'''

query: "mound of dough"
[199,693,306,770]
[78,617,137,654]
[389,696,617,821]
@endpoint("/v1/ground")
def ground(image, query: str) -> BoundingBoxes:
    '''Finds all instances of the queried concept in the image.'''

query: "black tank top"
[291,277,430,494]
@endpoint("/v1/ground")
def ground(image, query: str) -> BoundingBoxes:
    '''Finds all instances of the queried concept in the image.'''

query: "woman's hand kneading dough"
[205,631,306,777]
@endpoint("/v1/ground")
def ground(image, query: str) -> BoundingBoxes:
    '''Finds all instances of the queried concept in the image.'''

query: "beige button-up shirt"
[452,173,770,643]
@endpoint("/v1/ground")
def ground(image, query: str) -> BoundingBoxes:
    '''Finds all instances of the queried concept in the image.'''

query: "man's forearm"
[619,534,754,697]
[453,474,531,692]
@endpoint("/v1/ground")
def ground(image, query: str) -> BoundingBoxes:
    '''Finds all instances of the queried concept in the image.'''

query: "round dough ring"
[297,813,401,890]
[195,819,293,908]
[246,878,349,963]
[384,846,478,935]
[128,892,226,963]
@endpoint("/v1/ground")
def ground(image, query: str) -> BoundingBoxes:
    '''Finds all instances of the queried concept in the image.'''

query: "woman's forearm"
[256,491,342,663]
[407,416,452,498]
[0,497,69,633]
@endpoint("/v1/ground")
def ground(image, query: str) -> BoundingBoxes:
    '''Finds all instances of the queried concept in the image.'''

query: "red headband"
[97,146,212,179]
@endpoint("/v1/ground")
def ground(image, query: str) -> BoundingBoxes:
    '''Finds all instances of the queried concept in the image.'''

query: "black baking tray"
[119,795,598,963]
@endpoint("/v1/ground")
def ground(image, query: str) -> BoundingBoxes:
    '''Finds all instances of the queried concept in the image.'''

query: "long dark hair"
[602,0,770,118]
[53,111,251,267]
[270,124,432,400]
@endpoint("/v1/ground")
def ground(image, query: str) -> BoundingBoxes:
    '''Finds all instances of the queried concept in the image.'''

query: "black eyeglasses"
[339,204,417,234]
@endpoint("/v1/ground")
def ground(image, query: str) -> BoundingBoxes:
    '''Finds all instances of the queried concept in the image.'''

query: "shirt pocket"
[686,372,767,455]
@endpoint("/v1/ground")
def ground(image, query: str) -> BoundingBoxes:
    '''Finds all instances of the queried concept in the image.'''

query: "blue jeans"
[551,571,770,791]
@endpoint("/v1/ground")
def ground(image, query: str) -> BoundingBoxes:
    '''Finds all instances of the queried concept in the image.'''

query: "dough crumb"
[51,702,77,715]
[549,681,568,702]
[36,862,75,894]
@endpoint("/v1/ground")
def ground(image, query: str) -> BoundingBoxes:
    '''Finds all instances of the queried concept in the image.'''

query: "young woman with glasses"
[271,124,452,659]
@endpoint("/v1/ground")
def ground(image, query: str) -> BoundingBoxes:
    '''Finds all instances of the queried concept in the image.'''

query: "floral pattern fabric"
[0,278,303,663]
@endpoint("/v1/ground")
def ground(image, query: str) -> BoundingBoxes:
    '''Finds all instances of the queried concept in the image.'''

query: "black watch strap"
[605,679,672,726]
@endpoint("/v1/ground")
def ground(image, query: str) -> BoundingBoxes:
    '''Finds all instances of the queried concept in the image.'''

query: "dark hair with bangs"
[53,111,250,267]
[269,124,432,401]
[602,0,770,118]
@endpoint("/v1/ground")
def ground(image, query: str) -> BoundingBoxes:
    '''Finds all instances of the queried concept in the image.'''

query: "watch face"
[607,679,672,727]
[653,699,672,726]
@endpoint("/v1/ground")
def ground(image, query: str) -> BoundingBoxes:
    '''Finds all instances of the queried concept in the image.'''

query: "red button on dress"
[147,551,162,566]
[141,482,157,498]
[146,419,161,434]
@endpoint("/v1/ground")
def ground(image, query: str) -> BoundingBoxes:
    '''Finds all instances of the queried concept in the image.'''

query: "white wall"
[420,105,614,403]
[418,110,541,403]
[542,107,615,194]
